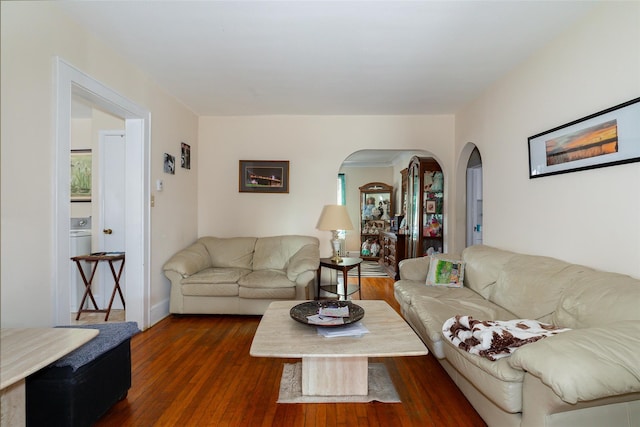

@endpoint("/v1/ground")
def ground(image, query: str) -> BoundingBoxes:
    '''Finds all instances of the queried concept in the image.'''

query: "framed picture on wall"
[425,200,436,213]
[181,142,191,169]
[239,160,289,193]
[70,149,92,202]
[528,97,640,179]
[164,153,175,175]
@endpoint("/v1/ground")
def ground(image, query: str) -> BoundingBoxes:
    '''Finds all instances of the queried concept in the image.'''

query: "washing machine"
[70,217,92,311]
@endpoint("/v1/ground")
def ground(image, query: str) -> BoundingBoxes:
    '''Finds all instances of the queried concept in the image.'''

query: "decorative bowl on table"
[289,300,365,327]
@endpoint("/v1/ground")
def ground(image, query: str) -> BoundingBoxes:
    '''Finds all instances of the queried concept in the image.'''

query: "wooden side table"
[317,257,363,300]
[71,252,125,321]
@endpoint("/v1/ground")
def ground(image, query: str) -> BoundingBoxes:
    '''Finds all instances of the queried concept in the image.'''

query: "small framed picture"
[164,153,175,175]
[181,142,191,169]
[426,200,436,213]
[70,149,92,202]
[239,160,289,193]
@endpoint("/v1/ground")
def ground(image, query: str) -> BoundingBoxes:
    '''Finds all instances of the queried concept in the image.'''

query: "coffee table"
[250,300,428,396]
[1,328,99,426]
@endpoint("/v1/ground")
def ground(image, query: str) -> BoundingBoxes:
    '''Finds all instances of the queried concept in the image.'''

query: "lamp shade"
[316,205,354,231]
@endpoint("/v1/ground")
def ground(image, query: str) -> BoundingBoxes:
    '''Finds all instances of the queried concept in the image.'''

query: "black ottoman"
[26,322,140,427]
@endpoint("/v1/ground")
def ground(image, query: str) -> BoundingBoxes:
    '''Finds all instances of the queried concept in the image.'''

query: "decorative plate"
[290,300,365,327]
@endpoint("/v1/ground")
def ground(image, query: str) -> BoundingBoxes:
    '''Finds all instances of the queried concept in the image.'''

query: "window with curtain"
[337,173,347,240]
[337,173,346,205]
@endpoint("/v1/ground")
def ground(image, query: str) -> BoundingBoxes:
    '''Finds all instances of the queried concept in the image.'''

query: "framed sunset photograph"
[528,97,640,178]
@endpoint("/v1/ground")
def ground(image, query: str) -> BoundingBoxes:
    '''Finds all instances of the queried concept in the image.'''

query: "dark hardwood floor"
[95,276,486,426]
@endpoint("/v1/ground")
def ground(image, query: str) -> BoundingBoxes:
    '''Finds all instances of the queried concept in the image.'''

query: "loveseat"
[163,235,319,315]
[394,245,640,427]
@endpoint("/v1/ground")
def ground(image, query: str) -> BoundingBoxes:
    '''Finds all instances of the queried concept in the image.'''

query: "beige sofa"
[394,245,640,427]
[163,235,319,315]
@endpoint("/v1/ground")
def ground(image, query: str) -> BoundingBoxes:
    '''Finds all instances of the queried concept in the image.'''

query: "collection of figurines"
[361,194,391,257]
[361,220,387,234]
[361,237,380,257]
[362,197,391,221]
[425,214,442,237]
[361,219,387,257]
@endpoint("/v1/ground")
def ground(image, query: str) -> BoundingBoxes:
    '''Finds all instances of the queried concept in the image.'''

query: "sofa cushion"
[443,340,525,413]
[553,269,640,329]
[410,292,518,345]
[239,286,296,299]
[238,270,295,288]
[461,245,516,299]
[199,237,256,269]
[394,280,483,308]
[509,320,640,404]
[181,282,239,297]
[394,280,427,307]
[253,235,319,271]
[489,254,575,320]
[181,267,251,284]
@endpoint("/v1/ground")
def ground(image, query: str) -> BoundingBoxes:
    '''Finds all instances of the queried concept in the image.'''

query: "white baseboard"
[150,298,170,327]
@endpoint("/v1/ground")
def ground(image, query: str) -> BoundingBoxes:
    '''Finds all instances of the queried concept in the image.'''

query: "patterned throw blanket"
[442,315,570,361]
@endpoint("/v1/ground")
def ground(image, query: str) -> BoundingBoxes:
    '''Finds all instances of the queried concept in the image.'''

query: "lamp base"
[330,231,343,264]
[329,254,343,264]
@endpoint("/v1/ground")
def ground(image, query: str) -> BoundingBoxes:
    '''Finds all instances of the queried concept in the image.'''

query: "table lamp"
[316,205,354,263]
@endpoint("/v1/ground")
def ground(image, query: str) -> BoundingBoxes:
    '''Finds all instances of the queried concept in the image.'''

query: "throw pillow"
[426,256,465,287]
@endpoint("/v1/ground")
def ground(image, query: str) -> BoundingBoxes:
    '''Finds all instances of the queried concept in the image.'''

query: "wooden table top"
[319,257,362,268]
[250,300,428,359]
[1,328,98,389]
[71,252,125,262]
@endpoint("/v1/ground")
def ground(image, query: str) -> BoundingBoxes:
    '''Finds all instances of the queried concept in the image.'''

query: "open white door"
[97,130,126,309]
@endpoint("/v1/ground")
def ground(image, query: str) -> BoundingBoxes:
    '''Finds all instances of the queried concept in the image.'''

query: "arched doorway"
[454,143,483,252]
[338,149,433,255]
[466,147,483,247]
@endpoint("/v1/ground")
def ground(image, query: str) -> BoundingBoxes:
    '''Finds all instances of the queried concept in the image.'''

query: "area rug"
[347,261,388,278]
[277,362,401,403]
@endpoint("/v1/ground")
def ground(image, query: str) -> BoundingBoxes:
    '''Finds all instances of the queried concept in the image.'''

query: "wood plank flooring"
[95,277,487,426]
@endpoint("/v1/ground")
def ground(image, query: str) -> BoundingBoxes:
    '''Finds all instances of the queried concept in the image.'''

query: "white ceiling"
[57,1,598,116]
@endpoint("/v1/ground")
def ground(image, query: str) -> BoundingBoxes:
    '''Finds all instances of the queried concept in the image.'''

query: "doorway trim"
[53,57,151,329]
[454,142,483,253]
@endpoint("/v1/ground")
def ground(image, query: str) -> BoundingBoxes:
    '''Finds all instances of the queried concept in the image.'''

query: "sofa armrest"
[509,320,640,404]
[398,256,430,281]
[287,244,320,281]
[163,242,212,277]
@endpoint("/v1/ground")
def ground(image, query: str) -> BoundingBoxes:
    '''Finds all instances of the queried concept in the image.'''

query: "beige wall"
[454,2,640,277]
[197,116,455,258]
[1,2,198,327]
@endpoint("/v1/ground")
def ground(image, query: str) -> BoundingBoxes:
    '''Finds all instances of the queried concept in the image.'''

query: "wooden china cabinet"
[406,156,444,258]
[359,182,393,261]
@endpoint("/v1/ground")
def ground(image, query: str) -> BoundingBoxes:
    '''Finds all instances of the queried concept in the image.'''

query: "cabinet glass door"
[407,166,419,258]
[422,170,444,254]
[405,156,444,258]
[359,182,393,260]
